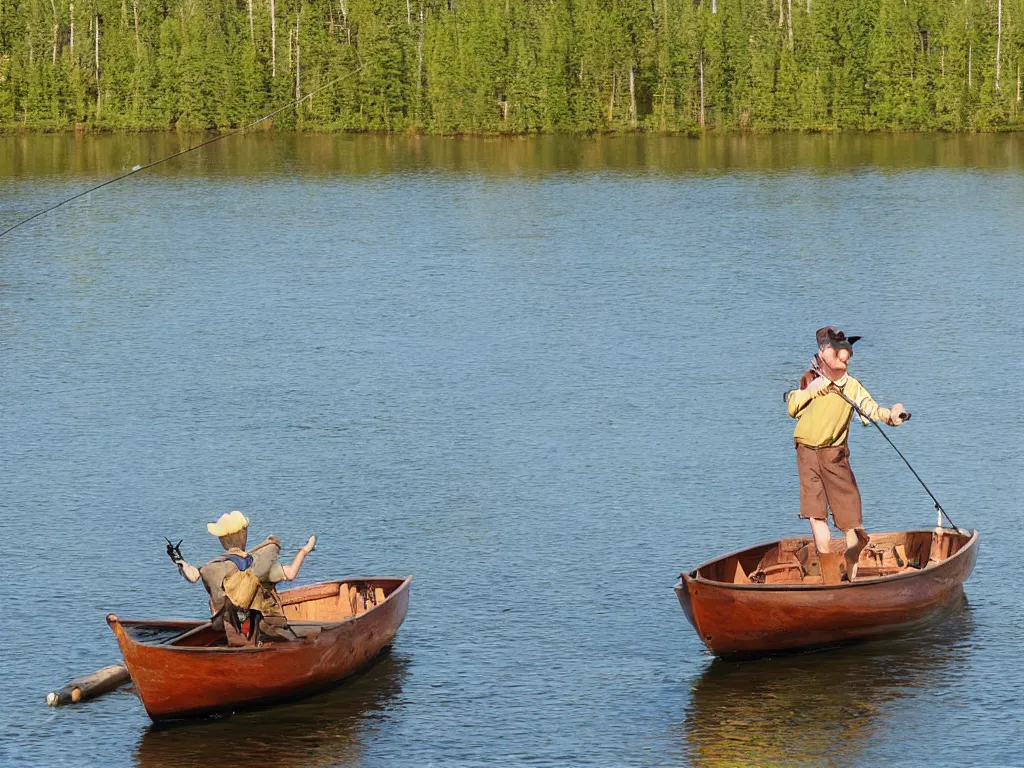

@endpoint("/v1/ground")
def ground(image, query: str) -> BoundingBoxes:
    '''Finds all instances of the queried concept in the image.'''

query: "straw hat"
[207,510,250,537]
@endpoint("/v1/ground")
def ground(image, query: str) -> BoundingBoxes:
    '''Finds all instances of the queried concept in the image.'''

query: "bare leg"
[844,527,869,581]
[809,517,833,553]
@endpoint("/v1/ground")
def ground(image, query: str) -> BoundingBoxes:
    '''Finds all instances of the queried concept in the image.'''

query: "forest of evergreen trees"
[1,0,1023,133]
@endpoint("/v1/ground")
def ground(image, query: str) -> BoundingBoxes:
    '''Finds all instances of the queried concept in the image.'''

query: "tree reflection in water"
[134,653,408,768]
[679,594,973,768]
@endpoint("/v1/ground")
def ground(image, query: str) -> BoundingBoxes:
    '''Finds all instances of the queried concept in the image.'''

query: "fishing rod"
[0,64,365,242]
[809,359,964,533]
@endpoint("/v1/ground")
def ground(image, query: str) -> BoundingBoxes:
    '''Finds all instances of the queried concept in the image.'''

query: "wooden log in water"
[46,664,130,706]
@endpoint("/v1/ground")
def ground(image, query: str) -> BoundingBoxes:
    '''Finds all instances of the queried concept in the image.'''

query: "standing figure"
[786,328,909,580]
[167,511,317,646]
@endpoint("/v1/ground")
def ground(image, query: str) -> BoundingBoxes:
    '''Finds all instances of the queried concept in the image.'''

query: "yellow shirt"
[787,374,892,447]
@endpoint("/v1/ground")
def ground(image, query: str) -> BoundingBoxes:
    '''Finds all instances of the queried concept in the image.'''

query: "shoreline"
[4,132,1023,178]
[2,125,1024,138]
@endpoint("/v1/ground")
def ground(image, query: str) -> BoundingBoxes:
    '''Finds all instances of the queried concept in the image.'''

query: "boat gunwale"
[112,575,413,653]
[675,529,977,593]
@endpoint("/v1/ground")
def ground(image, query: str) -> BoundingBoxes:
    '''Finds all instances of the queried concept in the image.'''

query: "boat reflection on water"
[679,593,974,768]
[134,652,408,768]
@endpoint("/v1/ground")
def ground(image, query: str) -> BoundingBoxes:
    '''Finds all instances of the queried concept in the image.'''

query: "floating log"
[46,664,130,706]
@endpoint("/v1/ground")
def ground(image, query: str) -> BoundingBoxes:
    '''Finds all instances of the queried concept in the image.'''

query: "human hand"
[806,376,832,397]
[165,538,183,564]
[889,403,910,425]
[304,536,317,553]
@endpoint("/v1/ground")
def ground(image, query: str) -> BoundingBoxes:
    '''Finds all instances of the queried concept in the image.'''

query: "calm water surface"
[1,134,1022,767]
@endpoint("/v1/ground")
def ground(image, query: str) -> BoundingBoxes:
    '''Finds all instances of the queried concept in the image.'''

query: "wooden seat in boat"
[710,530,956,587]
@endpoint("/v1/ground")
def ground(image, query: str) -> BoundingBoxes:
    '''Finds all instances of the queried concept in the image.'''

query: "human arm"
[786,373,832,418]
[842,378,908,426]
[281,536,317,581]
[177,561,201,583]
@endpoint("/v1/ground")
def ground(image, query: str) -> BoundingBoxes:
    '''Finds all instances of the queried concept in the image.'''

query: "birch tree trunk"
[995,0,1001,94]
[270,0,277,77]
[417,3,424,118]
[69,2,74,61]
[711,0,716,14]
[628,64,636,127]
[968,43,972,89]
[248,0,254,44]
[608,72,616,123]
[787,0,793,47]
[132,0,139,44]
[49,0,57,64]
[294,15,300,101]
[94,12,100,117]
[699,48,705,127]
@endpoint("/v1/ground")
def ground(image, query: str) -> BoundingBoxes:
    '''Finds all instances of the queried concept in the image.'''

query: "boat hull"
[109,576,411,720]
[675,531,977,656]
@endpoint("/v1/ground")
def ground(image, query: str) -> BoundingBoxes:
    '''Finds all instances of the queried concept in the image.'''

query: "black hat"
[815,326,861,352]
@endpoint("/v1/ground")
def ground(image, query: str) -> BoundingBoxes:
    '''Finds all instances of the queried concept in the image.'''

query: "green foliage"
[1,0,1023,132]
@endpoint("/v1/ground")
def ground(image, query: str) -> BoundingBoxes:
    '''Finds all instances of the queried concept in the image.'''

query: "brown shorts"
[795,441,863,531]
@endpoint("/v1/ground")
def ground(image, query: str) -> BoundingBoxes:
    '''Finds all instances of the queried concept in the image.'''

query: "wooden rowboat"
[675,528,977,657]
[108,576,411,720]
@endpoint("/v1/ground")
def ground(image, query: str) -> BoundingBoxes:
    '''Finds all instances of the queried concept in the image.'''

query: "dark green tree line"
[1,0,1022,132]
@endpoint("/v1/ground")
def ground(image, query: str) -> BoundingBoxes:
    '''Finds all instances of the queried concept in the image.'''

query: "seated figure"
[168,511,317,646]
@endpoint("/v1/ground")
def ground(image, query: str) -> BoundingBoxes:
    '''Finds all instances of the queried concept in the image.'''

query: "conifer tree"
[2,0,1023,131]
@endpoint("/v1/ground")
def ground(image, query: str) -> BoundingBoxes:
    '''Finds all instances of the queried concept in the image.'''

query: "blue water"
[1,134,1021,767]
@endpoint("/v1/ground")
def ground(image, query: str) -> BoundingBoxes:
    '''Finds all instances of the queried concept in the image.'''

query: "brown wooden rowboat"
[108,576,411,721]
[675,528,977,657]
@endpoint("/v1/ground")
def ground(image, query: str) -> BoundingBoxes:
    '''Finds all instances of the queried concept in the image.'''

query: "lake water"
[1,133,1022,767]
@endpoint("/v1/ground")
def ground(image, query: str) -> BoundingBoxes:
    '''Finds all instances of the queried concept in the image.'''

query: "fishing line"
[808,361,963,532]
[0,64,365,241]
